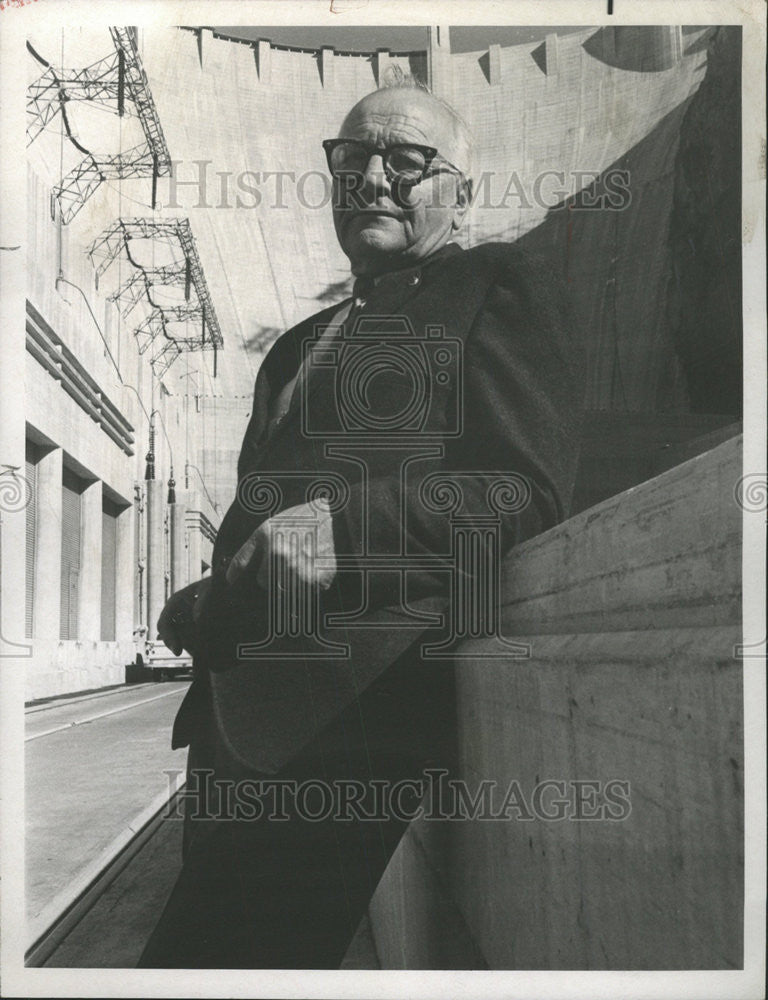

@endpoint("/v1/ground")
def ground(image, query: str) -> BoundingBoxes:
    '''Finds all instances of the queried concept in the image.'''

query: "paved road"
[26,683,189,922]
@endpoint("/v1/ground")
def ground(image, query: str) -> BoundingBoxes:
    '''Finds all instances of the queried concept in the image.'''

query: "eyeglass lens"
[329,142,428,183]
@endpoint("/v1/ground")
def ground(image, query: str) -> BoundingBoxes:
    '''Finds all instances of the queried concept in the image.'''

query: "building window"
[25,442,40,639]
[101,497,120,641]
[60,468,84,641]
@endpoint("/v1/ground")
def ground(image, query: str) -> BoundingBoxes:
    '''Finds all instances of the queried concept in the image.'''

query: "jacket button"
[408,273,421,286]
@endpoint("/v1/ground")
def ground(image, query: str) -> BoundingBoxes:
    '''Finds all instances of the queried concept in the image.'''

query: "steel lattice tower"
[27,27,172,224]
[89,218,223,378]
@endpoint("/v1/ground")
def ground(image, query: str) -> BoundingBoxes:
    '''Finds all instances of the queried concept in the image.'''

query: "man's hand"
[226,498,337,592]
[157,578,212,656]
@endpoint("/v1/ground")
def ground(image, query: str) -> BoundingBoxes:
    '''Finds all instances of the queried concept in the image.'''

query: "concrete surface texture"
[25,683,189,922]
[37,816,184,968]
[518,25,741,417]
[356,435,743,968]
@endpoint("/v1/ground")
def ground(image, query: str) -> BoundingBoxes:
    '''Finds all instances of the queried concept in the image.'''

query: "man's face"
[331,89,470,276]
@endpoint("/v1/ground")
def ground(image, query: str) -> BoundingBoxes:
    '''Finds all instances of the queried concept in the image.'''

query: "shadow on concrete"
[514,26,741,511]
[516,28,741,419]
[583,26,684,72]
[245,324,283,354]
[683,26,717,56]
[316,277,353,304]
[477,49,491,83]
[529,41,547,75]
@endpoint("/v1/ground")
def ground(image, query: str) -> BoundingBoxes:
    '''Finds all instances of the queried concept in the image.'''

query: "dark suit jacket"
[174,241,585,774]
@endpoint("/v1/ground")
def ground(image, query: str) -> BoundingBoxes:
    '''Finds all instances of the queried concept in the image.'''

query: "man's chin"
[346,228,406,264]
[354,217,401,238]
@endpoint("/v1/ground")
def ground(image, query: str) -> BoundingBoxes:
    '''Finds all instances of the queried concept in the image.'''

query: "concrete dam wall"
[140,25,712,408]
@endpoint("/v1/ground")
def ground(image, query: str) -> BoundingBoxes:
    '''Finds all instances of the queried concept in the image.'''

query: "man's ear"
[451,177,472,230]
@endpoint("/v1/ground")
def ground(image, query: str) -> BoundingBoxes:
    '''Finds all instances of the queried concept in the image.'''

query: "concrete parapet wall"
[355,435,743,968]
[500,432,741,634]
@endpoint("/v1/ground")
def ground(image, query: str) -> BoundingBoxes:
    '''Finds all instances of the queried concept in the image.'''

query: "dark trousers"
[138,644,457,969]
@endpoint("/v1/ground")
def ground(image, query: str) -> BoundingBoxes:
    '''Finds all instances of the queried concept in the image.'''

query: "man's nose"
[360,152,390,194]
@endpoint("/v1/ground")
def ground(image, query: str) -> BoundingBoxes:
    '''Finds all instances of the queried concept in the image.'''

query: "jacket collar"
[265,242,464,383]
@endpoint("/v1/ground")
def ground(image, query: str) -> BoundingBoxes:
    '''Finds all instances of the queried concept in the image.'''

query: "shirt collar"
[351,242,463,303]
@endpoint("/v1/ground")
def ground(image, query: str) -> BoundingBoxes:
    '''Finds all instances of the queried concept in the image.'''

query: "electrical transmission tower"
[26,27,172,224]
[89,218,223,378]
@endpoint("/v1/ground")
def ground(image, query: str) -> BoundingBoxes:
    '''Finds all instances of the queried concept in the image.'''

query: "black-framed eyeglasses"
[322,138,464,187]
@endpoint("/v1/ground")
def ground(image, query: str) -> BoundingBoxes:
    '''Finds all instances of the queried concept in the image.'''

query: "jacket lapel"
[249,301,345,458]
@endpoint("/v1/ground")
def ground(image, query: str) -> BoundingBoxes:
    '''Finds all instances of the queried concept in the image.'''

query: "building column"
[257,39,271,82]
[145,479,166,641]
[488,43,502,85]
[0,486,28,656]
[428,25,453,101]
[0,45,27,667]
[186,503,203,583]
[320,46,335,87]
[375,48,391,86]
[79,480,102,640]
[115,503,135,643]
[170,500,189,593]
[33,446,63,643]
[543,33,560,77]
[197,27,213,69]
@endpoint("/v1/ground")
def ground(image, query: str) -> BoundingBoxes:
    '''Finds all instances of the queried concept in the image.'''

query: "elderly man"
[140,80,584,969]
